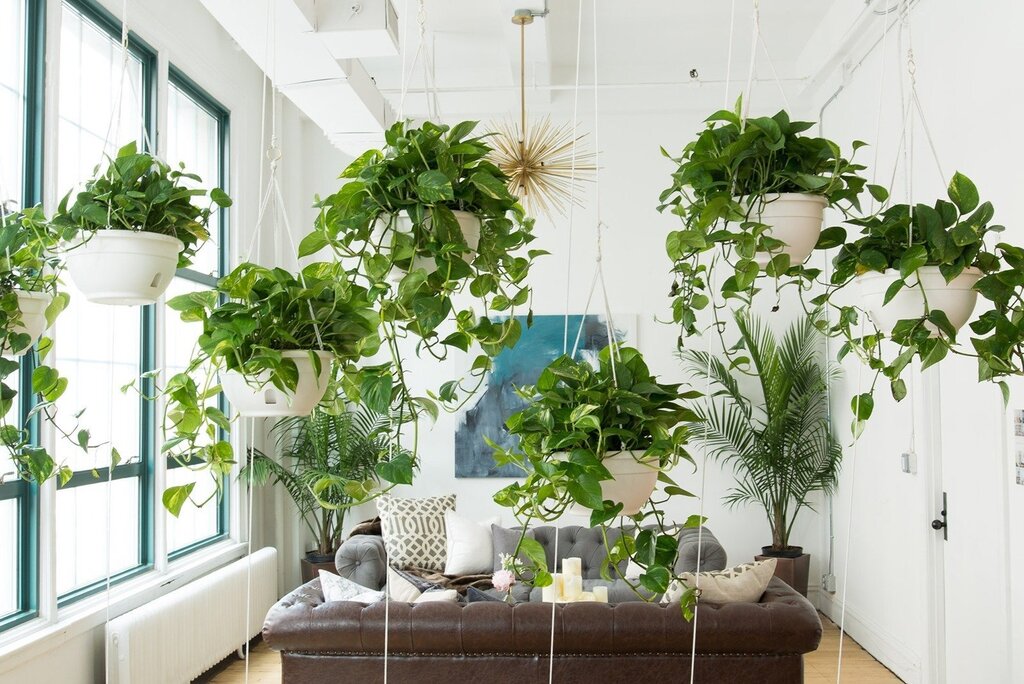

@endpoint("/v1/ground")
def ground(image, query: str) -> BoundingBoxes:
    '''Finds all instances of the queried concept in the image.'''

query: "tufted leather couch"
[263,525,822,682]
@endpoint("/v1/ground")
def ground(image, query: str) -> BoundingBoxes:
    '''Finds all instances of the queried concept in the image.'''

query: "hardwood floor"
[196,614,902,683]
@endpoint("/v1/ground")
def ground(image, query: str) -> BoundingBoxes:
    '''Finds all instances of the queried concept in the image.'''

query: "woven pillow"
[377,494,456,571]
[319,570,385,604]
[663,558,777,604]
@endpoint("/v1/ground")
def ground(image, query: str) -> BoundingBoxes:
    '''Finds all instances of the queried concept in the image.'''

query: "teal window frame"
[165,65,231,560]
[55,0,159,607]
[0,0,46,633]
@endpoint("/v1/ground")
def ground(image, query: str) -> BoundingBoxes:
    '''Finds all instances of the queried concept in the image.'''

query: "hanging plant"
[818,172,1024,422]
[298,120,543,460]
[156,261,382,514]
[658,100,880,336]
[491,345,705,613]
[51,141,232,304]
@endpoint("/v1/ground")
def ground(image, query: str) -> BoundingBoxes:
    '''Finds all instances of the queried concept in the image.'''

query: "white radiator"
[107,547,279,684]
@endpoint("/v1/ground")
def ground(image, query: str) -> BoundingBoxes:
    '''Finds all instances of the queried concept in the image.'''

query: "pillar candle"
[541,583,557,603]
[562,557,582,578]
[592,586,609,603]
[578,591,595,602]
[563,574,583,600]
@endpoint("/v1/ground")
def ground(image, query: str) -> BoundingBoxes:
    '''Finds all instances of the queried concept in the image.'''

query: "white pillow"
[443,510,500,575]
[663,558,777,604]
[413,589,459,603]
[386,566,424,603]
[319,570,385,604]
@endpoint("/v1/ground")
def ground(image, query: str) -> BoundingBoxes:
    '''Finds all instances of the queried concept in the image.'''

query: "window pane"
[0,0,26,206]
[164,277,221,551]
[167,82,221,277]
[58,2,144,197]
[0,498,17,616]
[56,478,140,595]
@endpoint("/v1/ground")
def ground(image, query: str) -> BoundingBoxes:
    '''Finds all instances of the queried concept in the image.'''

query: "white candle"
[563,574,583,600]
[562,557,582,578]
[541,584,556,603]
[592,586,609,603]
[578,591,595,603]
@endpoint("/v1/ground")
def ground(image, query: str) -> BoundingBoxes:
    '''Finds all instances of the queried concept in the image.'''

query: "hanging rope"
[547,530,559,684]
[561,0,585,356]
[243,418,256,683]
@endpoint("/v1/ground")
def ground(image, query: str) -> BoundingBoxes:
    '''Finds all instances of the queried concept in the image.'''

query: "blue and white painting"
[454,314,630,478]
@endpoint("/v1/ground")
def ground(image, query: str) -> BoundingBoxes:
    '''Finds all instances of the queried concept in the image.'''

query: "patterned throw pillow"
[319,570,385,604]
[663,558,777,604]
[377,495,456,571]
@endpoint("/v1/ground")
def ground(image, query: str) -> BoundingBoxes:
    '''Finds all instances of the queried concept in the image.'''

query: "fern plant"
[242,405,404,556]
[683,313,841,554]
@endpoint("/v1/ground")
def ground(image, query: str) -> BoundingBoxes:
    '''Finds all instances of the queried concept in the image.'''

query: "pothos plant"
[490,345,705,616]
[298,120,543,467]
[813,172,1020,429]
[155,261,383,514]
[51,141,232,268]
[0,205,91,485]
[658,100,882,338]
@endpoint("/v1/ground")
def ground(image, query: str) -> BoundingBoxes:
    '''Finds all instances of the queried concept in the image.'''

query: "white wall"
[810,0,1024,682]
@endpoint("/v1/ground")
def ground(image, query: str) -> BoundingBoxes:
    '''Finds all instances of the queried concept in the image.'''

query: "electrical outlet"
[822,574,837,593]
[900,450,917,474]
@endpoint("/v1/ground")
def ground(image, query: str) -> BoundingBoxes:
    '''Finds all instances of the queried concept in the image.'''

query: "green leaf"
[947,172,979,214]
[376,453,414,485]
[162,483,195,517]
[567,472,604,510]
[361,371,393,414]
[851,393,874,421]
[415,170,454,203]
[898,245,928,279]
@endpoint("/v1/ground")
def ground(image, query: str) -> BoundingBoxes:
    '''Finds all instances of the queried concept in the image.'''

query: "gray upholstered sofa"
[333,524,729,601]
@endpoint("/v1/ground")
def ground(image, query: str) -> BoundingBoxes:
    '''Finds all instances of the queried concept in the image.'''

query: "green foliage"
[240,405,408,554]
[683,313,842,551]
[492,345,702,615]
[299,120,543,459]
[160,261,381,505]
[659,101,873,335]
[51,141,232,268]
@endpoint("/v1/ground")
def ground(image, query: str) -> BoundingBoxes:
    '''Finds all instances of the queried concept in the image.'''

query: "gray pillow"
[491,525,536,572]
[465,587,504,603]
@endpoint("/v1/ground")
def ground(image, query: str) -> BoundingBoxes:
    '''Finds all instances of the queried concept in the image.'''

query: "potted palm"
[51,141,231,305]
[159,261,381,514]
[683,312,841,596]
[659,101,878,334]
[242,404,406,582]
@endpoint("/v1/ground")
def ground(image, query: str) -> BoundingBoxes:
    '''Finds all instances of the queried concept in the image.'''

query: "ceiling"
[200,0,887,152]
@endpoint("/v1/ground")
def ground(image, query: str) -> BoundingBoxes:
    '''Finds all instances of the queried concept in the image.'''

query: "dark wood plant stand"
[756,553,810,597]
[300,553,338,583]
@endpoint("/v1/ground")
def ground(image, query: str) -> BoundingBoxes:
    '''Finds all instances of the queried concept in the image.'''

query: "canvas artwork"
[454,314,632,478]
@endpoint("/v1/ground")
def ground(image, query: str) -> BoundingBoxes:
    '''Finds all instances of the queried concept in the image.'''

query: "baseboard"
[818,591,921,683]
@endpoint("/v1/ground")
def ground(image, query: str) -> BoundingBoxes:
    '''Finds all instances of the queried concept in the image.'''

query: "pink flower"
[492,569,516,593]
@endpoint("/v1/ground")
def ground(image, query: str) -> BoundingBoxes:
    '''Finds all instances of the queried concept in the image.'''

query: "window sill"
[0,539,248,675]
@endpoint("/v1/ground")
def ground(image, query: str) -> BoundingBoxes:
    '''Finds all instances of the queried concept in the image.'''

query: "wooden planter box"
[300,555,338,583]
[755,552,810,597]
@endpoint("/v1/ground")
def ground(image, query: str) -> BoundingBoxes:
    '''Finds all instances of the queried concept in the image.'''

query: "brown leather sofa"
[263,577,822,683]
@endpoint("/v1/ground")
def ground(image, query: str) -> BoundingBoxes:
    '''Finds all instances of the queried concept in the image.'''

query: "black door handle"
[931,519,945,530]
[932,492,948,540]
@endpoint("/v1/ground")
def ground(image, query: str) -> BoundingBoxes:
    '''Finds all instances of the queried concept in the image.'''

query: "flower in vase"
[492,569,516,593]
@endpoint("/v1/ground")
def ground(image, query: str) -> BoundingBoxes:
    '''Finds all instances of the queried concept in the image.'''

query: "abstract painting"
[454,314,631,478]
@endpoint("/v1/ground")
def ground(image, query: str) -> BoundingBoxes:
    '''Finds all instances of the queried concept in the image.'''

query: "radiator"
[107,547,279,684]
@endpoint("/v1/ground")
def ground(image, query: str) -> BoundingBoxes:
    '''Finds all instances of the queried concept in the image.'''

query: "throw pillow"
[377,494,456,571]
[319,570,385,604]
[663,558,777,604]
[386,566,425,603]
[413,589,459,603]
[491,525,539,572]
[465,586,504,603]
[444,510,500,575]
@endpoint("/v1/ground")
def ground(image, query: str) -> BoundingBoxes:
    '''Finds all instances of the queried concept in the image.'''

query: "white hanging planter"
[738,193,827,268]
[64,231,182,306]
[4,291,51,357]
[856,266,983,335]
[376,210,482,281]
[567,450,661,517]
[220,350,334,418]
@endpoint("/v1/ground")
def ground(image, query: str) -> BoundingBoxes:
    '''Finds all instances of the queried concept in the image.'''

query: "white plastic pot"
[739,193,827,268]
[377,210,482,280]
[4,291,51,357]
[64,231,183,306]
[220,350,333,418]
[567,450,661,517]
[856,266,983,335]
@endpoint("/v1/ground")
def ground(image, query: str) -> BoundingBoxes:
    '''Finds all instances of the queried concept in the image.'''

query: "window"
[164,70,229,556]
[53,0,156,604]
[0,0,43,632]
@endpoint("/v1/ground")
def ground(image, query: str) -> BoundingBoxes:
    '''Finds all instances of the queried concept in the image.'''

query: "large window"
[164,70,229,555]
[0,0,43,632]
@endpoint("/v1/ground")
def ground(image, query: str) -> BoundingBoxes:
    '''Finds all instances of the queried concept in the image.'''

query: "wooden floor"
[196,614,901,683]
